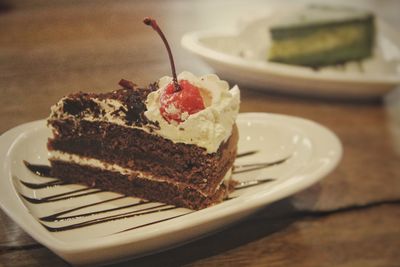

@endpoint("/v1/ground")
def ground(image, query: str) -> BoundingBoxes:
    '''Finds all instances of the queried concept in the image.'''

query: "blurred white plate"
[181,11,400,99]
[0,113,342,265]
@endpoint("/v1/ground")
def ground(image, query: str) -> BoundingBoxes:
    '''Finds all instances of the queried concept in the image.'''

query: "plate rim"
[0,113,342,263]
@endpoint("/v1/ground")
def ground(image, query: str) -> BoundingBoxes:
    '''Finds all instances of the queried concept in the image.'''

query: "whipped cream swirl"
[145,71,240,153]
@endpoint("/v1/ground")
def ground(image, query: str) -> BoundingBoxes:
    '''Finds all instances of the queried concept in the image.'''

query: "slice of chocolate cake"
[47,71,240,209]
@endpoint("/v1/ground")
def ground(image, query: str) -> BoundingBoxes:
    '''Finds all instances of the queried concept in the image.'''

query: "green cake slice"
[267,5,375,68]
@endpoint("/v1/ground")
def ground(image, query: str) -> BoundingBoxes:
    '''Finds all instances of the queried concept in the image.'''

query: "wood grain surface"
[1,0,400,266]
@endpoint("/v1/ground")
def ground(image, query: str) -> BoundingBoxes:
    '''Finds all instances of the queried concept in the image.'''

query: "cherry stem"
[143,17,180,92]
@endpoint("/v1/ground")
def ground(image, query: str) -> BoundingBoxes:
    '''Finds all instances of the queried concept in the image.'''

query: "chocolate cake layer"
[48,120,238,195]
[50,160,234,210]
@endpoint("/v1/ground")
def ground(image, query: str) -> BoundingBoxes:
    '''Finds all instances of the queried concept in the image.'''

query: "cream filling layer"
[50,151,232,197]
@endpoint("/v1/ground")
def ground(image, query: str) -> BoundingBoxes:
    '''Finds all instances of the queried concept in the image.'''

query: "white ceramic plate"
[0,113,342,265]
[181,10,400,99]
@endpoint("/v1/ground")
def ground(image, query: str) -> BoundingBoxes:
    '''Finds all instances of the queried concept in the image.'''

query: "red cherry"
[143,18,205,123]
[160,80,205,123]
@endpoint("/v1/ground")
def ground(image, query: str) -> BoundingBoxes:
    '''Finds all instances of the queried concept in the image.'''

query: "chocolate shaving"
[63,98,100,118]
[119,79,137,90]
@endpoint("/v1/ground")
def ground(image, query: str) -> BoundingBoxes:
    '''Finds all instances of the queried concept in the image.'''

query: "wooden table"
[1,0,400,266]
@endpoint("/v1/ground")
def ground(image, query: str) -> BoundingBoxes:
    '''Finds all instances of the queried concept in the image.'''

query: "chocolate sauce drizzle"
[39,196,128,222]
[42,205,178,232]
[19,179,66,189]
[234,178,275,190]
[236,151,259,158]
[18,151,288,233]
[23,160,52,177]
[233,156,291,174]
[19,187,103,204]
[116,212,194,234]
